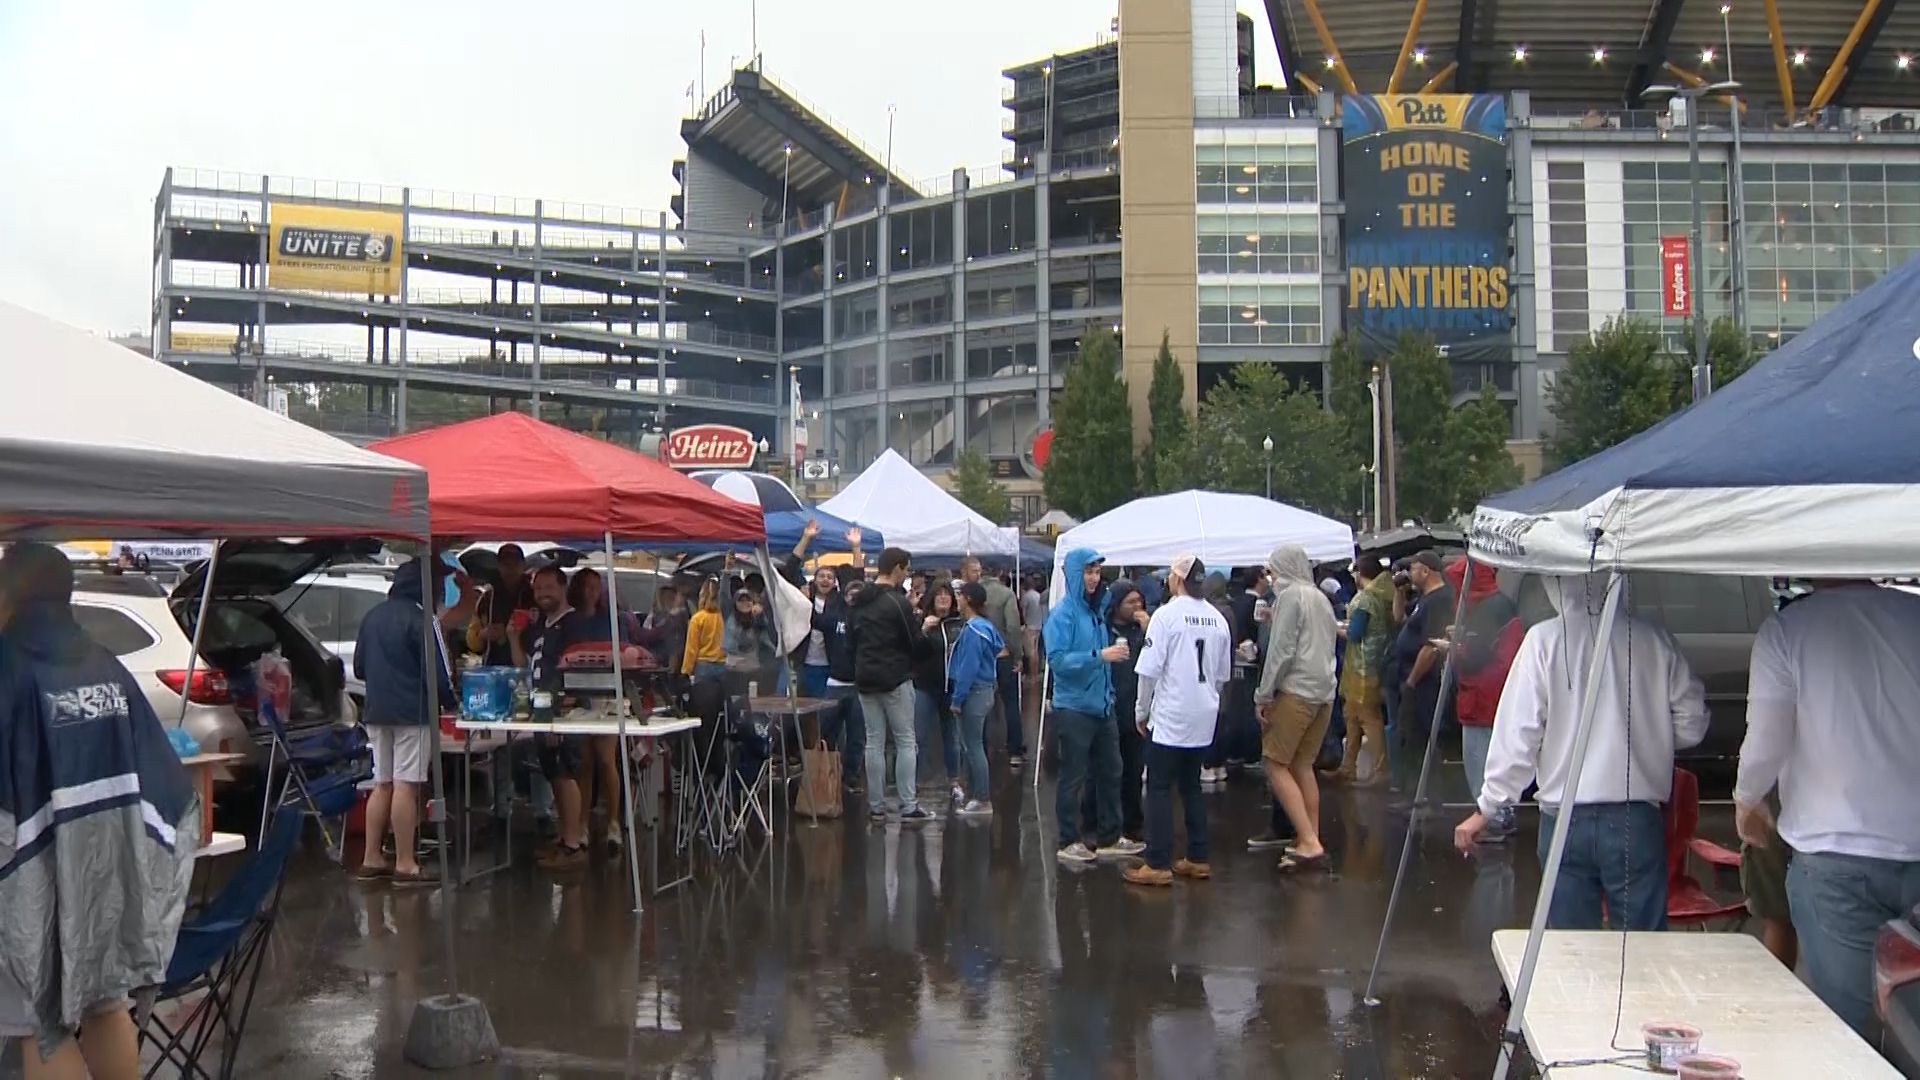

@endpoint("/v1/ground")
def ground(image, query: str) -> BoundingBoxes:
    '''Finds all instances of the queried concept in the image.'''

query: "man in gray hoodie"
[1252,545,1338,871]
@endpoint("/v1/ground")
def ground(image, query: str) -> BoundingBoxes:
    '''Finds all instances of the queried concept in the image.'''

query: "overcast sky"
[0,1,1282,334]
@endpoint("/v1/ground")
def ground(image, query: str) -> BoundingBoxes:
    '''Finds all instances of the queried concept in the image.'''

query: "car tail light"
[1874,917,1920,1019]
[156,668,231,706]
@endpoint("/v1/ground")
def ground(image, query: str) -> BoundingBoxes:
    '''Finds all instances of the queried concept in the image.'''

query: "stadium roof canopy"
[680,65,920,226]
[1263,0,1919,113]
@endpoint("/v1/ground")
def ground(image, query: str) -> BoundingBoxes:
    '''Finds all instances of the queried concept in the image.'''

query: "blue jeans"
[998,657,1025,755]
[1144,741,1208,870]
[1536,802,1667,930]
[859,682,919,812]
[799,663,829,699]
[957,684,994,799]
[1053,707,1119,849]
[1460,725,1513,829]
[915,687,960,783]
[820,683,865,788]
[1788,850,1920,1041]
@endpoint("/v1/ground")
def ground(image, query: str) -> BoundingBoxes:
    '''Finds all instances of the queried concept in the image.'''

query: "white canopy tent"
[1376,258,1920,1079]
[1048,490,1354,601]
[0,302,429,540]
[819,448,1018,557]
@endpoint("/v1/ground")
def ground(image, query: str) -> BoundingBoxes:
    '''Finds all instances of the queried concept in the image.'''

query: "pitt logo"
[1399,99,1451,125]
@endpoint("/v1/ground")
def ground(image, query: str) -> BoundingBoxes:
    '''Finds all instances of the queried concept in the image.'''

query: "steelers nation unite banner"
[1341,94,1511,362]
[268,202,403,295]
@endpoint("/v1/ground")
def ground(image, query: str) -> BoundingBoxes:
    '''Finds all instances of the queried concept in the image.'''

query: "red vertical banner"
[1660,236,1692,317]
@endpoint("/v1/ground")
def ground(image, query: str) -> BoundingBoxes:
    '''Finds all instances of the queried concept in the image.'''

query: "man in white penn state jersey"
[1124,555,1233,887]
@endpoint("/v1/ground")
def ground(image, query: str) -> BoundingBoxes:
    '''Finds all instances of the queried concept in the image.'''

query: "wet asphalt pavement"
[189,742,1717,1080]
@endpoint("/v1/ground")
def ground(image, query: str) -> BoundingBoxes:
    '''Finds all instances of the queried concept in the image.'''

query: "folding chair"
[141,807,304,1080]
[1666,768,1749,929]
[254,698,368,859]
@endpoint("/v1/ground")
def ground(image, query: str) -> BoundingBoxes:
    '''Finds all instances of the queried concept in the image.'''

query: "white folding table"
[1491,929,1900,1078]
[453,714,700,892]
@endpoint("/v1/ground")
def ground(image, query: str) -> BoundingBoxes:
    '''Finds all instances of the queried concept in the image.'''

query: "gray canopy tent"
[0,303,493,1064]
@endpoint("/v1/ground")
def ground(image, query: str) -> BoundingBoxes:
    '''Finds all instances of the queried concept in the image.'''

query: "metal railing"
[1532,104,1919,134]
[1238,95,1318,120]
[171,167,664,229]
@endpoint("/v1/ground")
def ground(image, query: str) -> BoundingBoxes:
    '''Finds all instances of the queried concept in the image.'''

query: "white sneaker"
[950,783,966,804]
[1056,842,1097,864]
[1113,837,1146,856]
[1094,840,1139,859]
[958,799,994,817]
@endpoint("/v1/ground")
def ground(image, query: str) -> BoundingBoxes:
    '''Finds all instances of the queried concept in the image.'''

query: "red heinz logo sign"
[664,424,757,469]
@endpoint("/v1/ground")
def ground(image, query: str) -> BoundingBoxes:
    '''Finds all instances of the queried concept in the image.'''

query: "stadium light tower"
[1644,80,1740,403]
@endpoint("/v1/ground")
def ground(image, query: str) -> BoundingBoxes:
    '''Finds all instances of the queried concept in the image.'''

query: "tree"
[1138,332,1192,493]
[1327,332,1516,523]
[950,449,1012,524]
[1190,362,1359,516]
[1667,316,1758,408]
[1043,329,1136,519]
[1546,316,1678,467]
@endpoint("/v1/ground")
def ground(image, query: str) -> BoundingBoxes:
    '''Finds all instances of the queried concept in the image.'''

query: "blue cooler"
[461,666,520,722]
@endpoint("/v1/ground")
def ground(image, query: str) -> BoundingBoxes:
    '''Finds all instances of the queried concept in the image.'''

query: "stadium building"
[153,0,1920,511]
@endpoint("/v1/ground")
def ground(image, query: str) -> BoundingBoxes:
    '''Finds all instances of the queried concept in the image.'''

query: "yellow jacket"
[682,610,725,675]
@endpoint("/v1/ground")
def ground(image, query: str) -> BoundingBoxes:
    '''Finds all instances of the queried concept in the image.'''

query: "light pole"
[1644,79,1739,402]
[1262,434,1274,499]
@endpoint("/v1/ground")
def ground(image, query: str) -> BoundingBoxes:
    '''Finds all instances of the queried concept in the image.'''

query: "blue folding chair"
[253,694,368,859]
[140,807,303,1080]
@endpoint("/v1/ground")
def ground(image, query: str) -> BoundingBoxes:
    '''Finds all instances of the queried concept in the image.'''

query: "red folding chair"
[1666,768,1749,928]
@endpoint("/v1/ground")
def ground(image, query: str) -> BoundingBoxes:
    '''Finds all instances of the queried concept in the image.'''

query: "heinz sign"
[663,424,757,469]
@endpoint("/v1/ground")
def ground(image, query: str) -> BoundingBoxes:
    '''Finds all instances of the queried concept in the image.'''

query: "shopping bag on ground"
[795,744,844,819]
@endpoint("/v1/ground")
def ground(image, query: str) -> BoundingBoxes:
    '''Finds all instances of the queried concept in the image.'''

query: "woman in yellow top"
[681,578,726,679]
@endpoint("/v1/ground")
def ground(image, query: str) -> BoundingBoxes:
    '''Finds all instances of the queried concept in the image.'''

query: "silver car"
[72,540,367,787]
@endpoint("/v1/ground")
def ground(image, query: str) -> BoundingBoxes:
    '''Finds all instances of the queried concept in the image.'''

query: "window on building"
[888,398,955,466]
[1197,211,1319,275]
[1197,141,1316,205]
[892,204,954,271]
[965,394,1040,459]
[832,408,880,473]
[965,190,1037,259]
[888,337,953,387]
[832,219,879,285]
[889,278,951,329]
[829,344,879,395]
[1198,282,1320,345]
[831,293,879,339]
[964,267,1038,319]
[1740,159,1920,341]
[965,330,1038,380]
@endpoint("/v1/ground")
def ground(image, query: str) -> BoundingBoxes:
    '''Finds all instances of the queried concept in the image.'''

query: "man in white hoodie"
[1454,573,1707,930]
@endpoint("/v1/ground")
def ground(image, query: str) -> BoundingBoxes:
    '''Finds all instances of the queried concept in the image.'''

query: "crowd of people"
[340,525,1920,1058]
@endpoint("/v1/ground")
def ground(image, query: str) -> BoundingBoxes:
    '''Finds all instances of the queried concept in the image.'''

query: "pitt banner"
[1341,94,1511,361]
[268,202,403,295]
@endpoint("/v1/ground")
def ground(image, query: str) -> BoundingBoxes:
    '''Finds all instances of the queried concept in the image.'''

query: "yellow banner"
[1372,95,1476,132]
[268,202,402,295]
[169,329,239,353]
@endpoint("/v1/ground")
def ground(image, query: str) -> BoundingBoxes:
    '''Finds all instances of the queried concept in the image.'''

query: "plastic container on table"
[460,666,521,721]
[531,688,555,724]
[1641,1021,1703,1072]
[1676,1055,1741,1079]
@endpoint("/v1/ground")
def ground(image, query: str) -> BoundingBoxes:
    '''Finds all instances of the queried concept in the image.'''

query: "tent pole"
[1363,558,1474,1004]
[609,531,645,915]
[180,543,221,726]
[423,539,460,999]
[1491,569,1625,1080]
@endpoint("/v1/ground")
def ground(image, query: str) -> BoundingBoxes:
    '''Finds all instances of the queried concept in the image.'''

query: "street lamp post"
[1644,79,1739,402]
[1262,434,1274,499]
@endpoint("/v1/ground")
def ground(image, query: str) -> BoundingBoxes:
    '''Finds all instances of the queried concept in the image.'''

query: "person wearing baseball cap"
[1123,555,1233,886]
[1388,549,1455,804]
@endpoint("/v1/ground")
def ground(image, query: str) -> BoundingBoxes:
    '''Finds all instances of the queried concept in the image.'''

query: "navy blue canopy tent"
[1469,254,1920,579]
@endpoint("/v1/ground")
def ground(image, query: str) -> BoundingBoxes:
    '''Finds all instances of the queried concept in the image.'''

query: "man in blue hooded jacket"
[1046,548,1132,864]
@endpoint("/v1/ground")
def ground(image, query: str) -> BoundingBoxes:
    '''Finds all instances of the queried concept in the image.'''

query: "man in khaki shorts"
[1253,545,1337,872]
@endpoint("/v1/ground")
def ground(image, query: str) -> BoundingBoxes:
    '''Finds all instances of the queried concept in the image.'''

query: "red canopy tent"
[371,412,763,544]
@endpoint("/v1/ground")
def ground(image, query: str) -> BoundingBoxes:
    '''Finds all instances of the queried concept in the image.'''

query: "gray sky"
[0,1,1282,334]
